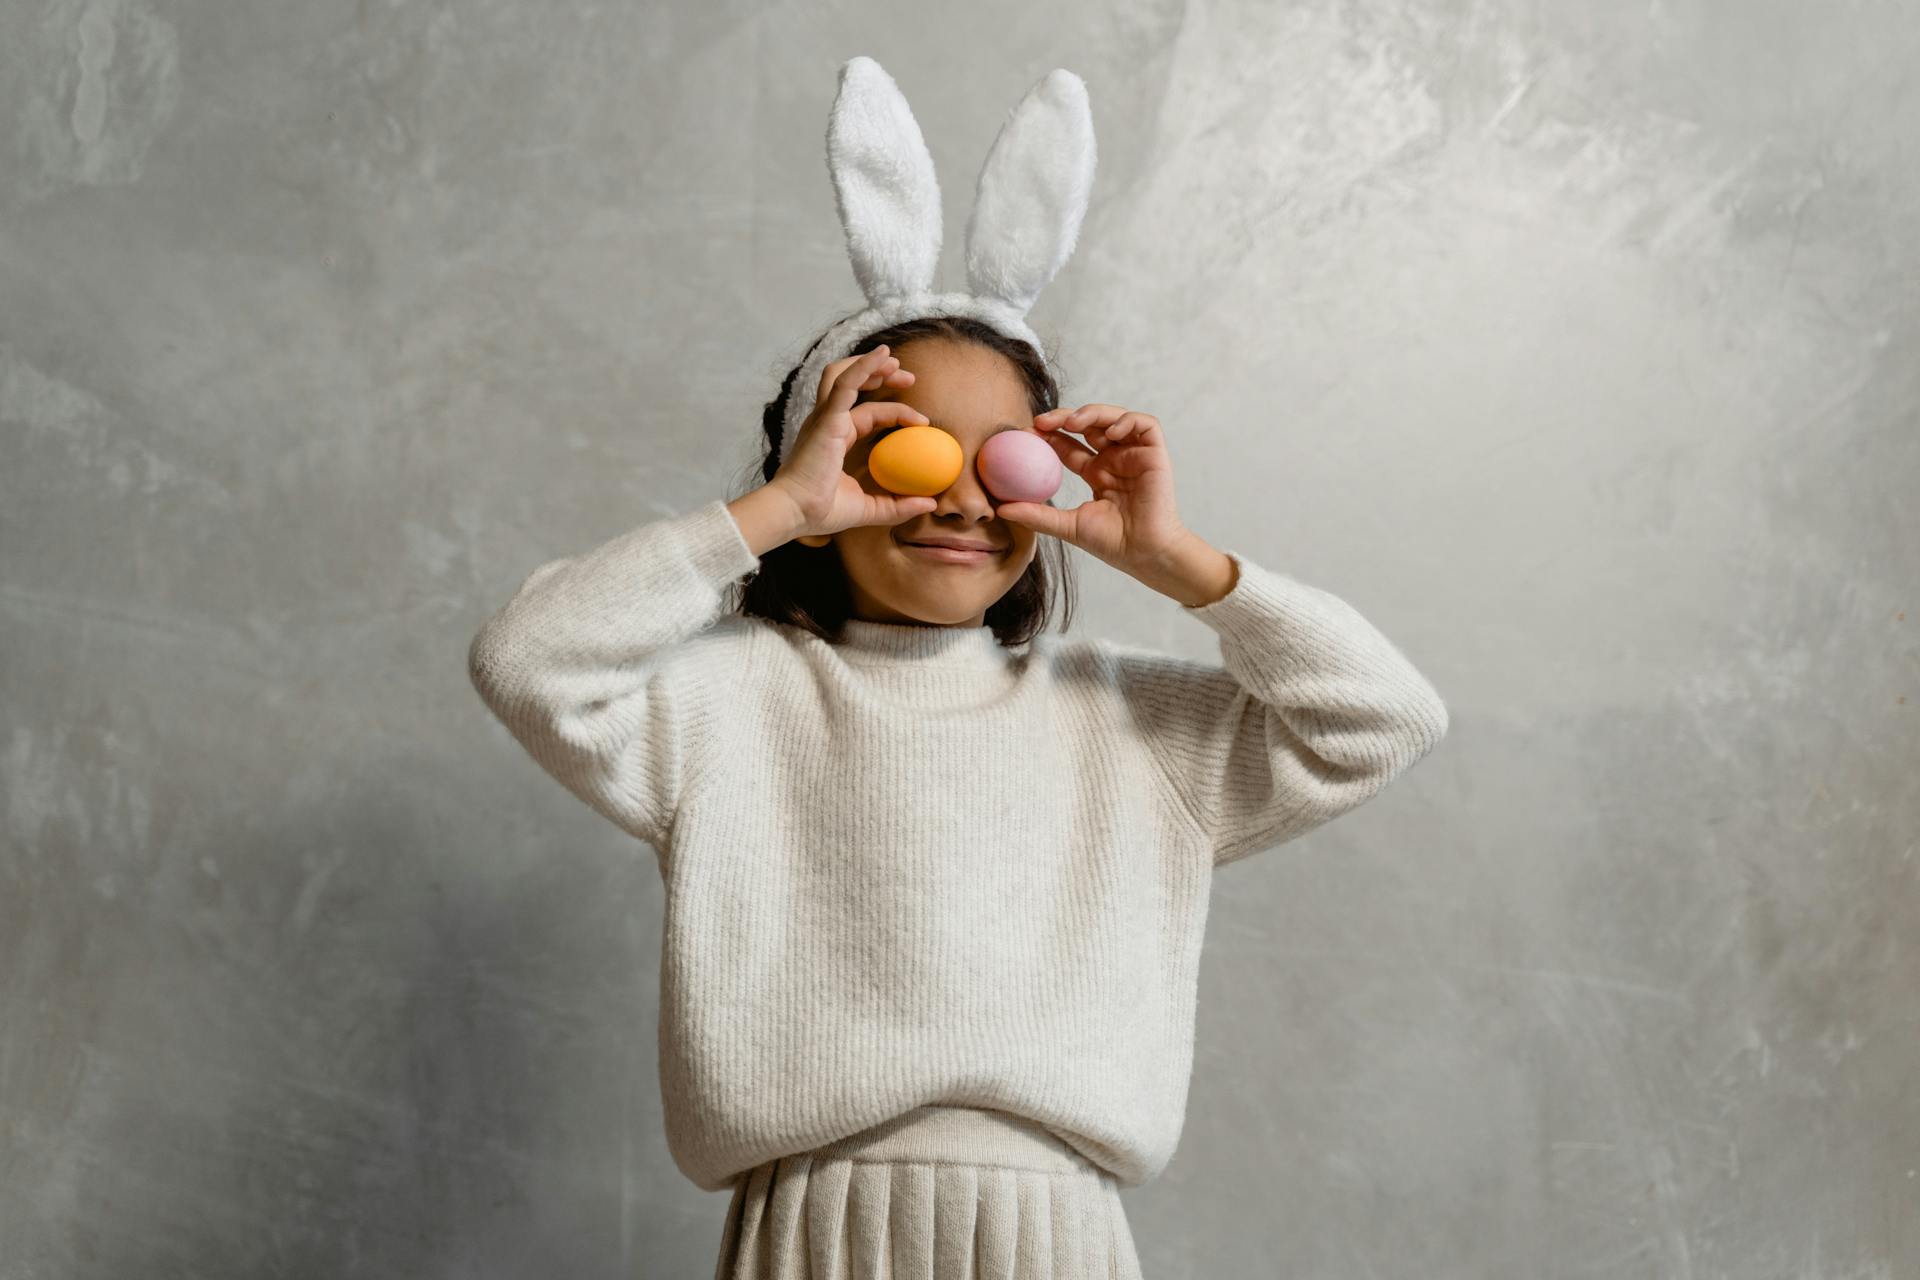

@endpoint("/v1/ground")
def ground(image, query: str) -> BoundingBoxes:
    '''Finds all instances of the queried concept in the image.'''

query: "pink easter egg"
[978,430,1063,504]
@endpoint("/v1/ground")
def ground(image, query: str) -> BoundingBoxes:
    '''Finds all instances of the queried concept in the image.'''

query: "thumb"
[881,495,939,522]
[996,502,1074,543]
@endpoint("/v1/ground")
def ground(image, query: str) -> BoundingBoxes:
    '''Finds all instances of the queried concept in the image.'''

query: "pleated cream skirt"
[712,1105,1144,1280]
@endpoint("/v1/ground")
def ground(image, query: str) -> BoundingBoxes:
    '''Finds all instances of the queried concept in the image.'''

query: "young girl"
[467,57,1448,1280]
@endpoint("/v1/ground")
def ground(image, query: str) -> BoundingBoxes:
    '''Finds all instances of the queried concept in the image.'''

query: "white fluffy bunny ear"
[964,68,1096,317]
[774,60,1099,464]
[825,56,943,306]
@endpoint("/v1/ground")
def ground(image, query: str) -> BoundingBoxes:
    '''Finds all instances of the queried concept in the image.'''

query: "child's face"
[795,337,1042,628]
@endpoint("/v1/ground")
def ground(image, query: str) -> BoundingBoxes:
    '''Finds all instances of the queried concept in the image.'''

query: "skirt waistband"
[807,1105,1095,1176]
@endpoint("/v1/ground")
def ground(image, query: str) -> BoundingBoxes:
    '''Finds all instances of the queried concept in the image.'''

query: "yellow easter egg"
[869,425,964,496]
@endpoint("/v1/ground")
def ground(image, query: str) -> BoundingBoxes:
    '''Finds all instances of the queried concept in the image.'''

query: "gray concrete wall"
[4,2,1915,1276]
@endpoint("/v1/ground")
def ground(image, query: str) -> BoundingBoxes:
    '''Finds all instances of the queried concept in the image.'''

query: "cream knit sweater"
[466,496,1449,1193]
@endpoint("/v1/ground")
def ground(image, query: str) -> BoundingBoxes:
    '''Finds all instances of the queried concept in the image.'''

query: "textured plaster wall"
[3,1,1915,1277]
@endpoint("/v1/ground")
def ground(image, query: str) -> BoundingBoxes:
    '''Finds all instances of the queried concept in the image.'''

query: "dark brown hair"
[725,313,1077,647]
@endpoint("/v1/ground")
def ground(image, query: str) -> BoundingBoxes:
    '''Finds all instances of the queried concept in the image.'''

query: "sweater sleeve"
[1115,549,1450,867]
[466,497,762,853]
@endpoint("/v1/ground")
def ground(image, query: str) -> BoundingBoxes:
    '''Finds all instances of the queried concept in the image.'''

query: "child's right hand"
[770,344,940,539]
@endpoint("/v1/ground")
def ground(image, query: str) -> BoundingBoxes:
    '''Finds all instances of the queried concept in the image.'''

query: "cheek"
[997,537,1037,576]
[837,527,896,569]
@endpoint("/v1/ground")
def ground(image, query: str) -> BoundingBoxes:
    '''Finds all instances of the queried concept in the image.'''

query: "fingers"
[1038,427,1100,475]
[1099,412,1163,445]
[817,344,914,415]
[816,345,889,414]
[996,500,1074,542]
[1034,403,1121,433]
[851,400,931,442]
[1028,408,1101,473]
[1034,404,1161,446]
[871,493,938,526]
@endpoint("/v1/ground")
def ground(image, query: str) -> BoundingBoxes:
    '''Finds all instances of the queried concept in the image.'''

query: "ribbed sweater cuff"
[1178,548,1449,725]
[1179,550,1339,668]
[683,497,763,586]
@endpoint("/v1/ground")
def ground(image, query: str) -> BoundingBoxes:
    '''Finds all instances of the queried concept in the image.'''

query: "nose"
[927,447,1000,526]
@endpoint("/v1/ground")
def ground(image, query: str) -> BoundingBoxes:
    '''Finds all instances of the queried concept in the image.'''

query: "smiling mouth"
[899,540,1002,562]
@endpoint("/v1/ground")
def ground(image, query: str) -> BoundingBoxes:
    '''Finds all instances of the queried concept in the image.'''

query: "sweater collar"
[833,618,1018,668]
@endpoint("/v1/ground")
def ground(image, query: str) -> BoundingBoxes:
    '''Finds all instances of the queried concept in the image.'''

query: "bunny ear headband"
[776,55,1098,465]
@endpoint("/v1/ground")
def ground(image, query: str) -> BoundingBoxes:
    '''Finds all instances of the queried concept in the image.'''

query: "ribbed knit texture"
[466,497,1450,1193]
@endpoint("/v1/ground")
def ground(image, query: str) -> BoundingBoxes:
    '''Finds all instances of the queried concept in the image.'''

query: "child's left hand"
[995,403,1190,576]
